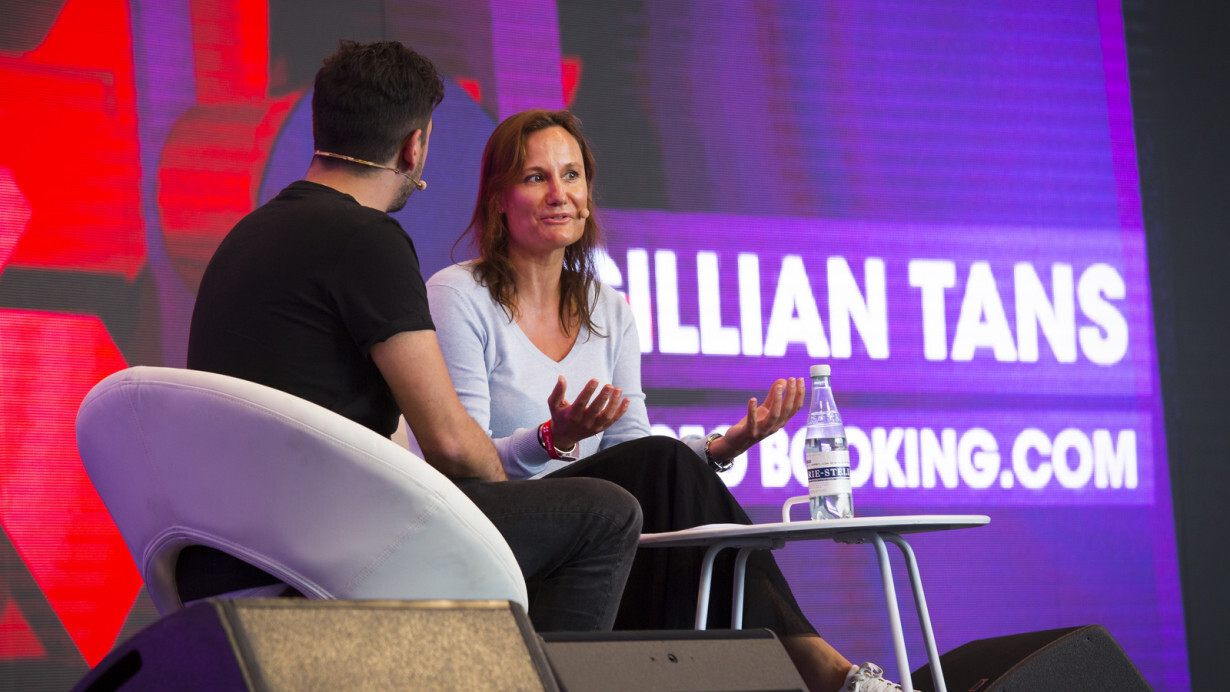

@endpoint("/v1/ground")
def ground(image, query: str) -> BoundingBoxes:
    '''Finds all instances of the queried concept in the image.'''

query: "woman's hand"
[546,376,631,451]
[707,378,806,462]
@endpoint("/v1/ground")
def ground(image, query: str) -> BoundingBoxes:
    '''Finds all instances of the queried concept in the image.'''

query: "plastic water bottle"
[806,364,853,519]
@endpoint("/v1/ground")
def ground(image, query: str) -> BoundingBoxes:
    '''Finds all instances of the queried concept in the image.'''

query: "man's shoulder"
[263,181,400,228]
[220,183,408,264]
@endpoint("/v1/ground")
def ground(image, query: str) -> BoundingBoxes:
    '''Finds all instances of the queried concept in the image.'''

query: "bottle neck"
[809,375,837,411]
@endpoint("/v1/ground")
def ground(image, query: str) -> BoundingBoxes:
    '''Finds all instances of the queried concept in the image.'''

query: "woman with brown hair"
[424,109,900,692]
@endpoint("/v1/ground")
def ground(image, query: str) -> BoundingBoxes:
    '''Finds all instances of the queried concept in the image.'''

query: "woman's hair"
[463,109,603,336]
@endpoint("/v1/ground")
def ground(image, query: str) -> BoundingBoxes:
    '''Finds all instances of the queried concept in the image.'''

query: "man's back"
[187,180,433,436]
[181,40,641,633]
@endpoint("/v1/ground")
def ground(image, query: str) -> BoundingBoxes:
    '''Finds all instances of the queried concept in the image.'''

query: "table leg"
[732,547,755,629]
[869,533,915,692]
[695,543,725,630]
[693,538,782,630]
[883,534,946,692]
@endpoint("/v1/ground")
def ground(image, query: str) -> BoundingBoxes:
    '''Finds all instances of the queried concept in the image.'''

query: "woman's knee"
[621,435,707,472]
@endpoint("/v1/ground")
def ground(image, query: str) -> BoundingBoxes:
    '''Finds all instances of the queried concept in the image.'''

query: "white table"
[638,512,990,692]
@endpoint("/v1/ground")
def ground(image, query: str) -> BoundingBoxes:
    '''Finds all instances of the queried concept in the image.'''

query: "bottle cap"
[810,364,831,378]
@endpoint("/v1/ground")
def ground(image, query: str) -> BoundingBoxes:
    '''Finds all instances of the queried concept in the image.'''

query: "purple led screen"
[546,0,1186,688]
[130,0,1186,687]
[0,0,1187,689]
[252,0,1183,686]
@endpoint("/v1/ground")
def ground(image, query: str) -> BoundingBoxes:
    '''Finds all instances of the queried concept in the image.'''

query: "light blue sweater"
[425,262,707,478]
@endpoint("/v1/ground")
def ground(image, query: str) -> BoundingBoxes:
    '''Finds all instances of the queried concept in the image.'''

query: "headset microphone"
[578,208,590,219]
[313,150,426,190]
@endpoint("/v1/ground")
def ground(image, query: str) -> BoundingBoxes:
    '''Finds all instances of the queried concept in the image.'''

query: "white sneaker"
[844,662,903,691]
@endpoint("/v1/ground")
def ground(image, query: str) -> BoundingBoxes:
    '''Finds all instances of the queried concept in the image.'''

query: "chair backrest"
[76,366,528,615]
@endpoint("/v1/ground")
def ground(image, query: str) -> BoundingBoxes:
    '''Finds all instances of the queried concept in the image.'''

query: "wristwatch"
[703,432,733,472]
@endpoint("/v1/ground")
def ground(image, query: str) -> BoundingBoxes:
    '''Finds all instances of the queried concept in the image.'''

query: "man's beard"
[386,161,425,213]
[387,178,414,213]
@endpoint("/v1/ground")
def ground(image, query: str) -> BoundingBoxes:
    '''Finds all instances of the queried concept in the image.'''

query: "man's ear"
[401,128,425,171]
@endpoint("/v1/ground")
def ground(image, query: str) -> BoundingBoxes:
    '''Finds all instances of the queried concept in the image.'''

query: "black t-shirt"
[187,180,434,437]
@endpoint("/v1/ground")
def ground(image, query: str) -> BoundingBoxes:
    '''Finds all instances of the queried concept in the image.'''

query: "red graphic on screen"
[156,0,287,291]
[0,0,146,279]
[158,95,300,290]
[0,167,30,272]
[0,312,136,667]
[454,56,581,111]
[1,0,277,673]
[0,598,45,659]
[189,0,269,104]
[561,55,582,106]
[0,0,278,673]
[457,77,483,104]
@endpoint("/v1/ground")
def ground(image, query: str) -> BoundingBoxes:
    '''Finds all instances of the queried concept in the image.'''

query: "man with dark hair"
[310,40,440,213]
[187,40,641,632]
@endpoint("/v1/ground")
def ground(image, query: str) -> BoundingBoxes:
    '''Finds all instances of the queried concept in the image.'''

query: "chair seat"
[77,366,528,615]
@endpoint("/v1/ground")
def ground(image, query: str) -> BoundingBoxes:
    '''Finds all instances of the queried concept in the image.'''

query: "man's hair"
[312,40,444,166]
[463,109,604,337]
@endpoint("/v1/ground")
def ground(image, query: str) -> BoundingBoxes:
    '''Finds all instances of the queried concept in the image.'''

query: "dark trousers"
[453,475,641,632]
[546,436,817,636]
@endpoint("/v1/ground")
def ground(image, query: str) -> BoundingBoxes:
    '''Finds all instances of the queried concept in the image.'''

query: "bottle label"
[806,449,851,496]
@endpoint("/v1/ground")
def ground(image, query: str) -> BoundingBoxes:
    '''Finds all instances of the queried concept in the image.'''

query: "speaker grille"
[911,625,1152,692]
[223,600,551,692]
[74,599,557,692]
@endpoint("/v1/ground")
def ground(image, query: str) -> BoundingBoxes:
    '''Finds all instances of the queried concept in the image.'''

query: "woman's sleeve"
[596,291,653,450]
[428,279,550,479]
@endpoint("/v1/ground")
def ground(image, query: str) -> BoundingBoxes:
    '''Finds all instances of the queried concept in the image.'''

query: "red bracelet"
[538,420,577,461]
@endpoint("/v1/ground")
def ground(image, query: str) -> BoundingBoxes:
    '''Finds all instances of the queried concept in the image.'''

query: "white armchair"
[76,366,527,615]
